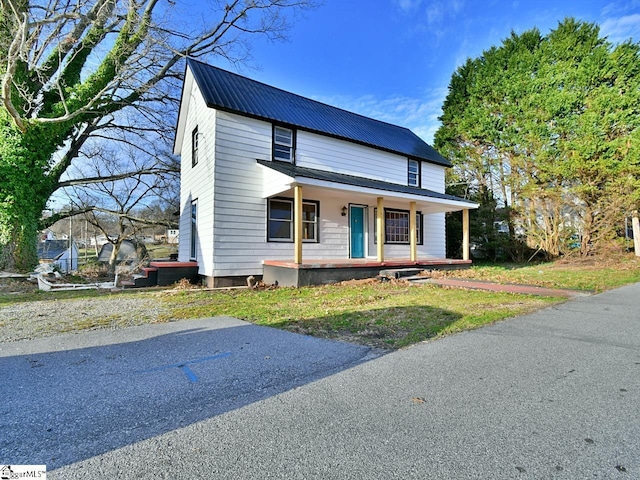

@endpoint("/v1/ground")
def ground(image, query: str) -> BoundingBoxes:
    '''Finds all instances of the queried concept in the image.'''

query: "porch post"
[462,209,470,261]
[409,201,417,262]
[377,197,384,262]
[294,184,303,264]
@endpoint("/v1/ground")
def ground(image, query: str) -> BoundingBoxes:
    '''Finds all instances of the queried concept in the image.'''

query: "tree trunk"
[0,120,60,272]
[108,241,124,274]
[581,206,595,256]
[632,210,640,257]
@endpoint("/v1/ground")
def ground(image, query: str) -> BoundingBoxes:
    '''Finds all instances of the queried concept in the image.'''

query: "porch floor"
[262,258,471,287]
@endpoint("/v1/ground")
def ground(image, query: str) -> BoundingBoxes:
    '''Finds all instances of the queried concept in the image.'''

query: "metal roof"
[256,160,472,205]
[187,59,451,167]
[37,240,73,260]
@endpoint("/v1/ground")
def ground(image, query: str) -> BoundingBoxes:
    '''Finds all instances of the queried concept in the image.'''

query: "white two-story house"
[174,59,477,287]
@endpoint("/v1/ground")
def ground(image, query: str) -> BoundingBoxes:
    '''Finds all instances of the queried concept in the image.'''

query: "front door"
[349,205,366,258]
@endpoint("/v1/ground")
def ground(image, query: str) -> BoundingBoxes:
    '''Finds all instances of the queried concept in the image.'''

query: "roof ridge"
[186,58,416,134]
[185,58,450,166]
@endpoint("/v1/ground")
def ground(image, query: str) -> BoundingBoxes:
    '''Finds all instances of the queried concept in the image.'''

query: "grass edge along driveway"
[3,255,639,349]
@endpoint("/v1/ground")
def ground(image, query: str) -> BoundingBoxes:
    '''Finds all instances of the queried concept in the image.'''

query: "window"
[190,200,197,259]
[302,202,318,242]
[408,159,420,187]
[273,126,294,162]
[268,199,293,241]
[374,208,423,245]
[191,126,199,167]
[267,198,319,242]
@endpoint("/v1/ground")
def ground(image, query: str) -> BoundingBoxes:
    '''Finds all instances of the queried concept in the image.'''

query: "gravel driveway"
[0,293,169,342]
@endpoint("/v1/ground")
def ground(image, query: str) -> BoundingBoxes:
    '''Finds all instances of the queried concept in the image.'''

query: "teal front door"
[349,205,366,258]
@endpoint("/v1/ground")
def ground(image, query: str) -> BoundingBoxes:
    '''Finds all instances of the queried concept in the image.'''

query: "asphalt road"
[3,283,640,479]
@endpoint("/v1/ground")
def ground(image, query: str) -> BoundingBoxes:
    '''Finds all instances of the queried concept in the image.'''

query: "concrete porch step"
[379,268,425,279]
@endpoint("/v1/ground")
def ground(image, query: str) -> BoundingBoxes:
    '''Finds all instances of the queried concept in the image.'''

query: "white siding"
[211,112,271,276]
[365,199,444,259]
[180,99,451,279]
[178,80,216,276]
[422,162,445,193]
[296,131,410,185]
[423,213,446,258]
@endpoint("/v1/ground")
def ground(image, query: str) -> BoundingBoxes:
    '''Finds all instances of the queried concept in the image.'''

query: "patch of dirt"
[553,251,639,270]
[337,277,410,287]
[0,277,37,294]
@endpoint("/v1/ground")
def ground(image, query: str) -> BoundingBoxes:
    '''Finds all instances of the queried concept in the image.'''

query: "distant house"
[167,229,179,245]
[173,60,478,287]
[38,239,79,273]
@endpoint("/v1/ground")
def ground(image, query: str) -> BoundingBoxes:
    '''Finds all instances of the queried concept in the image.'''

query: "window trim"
[374,207,423,245]
[191,126,199,167]
[190,199,198,260]
[272,125,296,163]
[408,159,420,187]
[267,197,319,243]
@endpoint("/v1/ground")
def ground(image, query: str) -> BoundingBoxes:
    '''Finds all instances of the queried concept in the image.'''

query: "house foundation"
[262,258,472,288]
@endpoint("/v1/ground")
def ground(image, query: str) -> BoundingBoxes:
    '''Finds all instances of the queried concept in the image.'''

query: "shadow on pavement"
[2,317,380,469]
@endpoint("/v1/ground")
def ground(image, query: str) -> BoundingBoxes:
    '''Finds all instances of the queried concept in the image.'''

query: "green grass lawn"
[2,253,639,348]
[159,282,559,348]
[436,254,640,292]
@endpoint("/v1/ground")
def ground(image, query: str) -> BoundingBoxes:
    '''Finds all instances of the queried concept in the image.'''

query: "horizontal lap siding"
[365,201,445,259]
[296,131,408,184]
[179,81,216,276]
[212,112,271,277]
[422,163,445,193]
[424,213,446,257]
[273,186,350,259]
[206,111,449,277]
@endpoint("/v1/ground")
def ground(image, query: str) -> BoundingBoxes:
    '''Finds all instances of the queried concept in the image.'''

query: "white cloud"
[313,88,448,144]
[600,13,640,44]
[395,0,467,41]
[601,0,640,17]
[395,0,424,13]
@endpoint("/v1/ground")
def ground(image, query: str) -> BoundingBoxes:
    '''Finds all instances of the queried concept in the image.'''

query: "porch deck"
[262,258,472,287]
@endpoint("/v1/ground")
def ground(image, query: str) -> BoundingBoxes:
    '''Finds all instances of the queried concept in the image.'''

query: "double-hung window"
[408,159,420,187]
[374,208,423,245]
[273,126,294,162]
[191,126,199,167]
[267,198,318,242]
[301,202,318,241]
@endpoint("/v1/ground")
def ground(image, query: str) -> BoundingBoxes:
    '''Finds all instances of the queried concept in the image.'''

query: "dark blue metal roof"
[187,59,451,167]
[256,160,469,204]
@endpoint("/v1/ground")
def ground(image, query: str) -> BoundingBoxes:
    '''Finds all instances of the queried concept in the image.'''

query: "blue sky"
[220,0,640,144]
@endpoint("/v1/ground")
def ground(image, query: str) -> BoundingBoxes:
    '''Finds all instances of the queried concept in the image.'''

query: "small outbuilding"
[98,240,147,265]
[37,239,79,273]
[97,239,148,265]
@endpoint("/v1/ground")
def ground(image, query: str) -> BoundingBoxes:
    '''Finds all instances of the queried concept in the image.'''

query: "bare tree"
[62,141,179,272]
[0,0,319,271]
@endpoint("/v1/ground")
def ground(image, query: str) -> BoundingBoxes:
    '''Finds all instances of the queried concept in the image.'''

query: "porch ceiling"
[257,160,478,213]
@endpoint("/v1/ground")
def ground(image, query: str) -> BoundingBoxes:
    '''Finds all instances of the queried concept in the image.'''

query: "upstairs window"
[273,126,294,162]
[408,159,420,187]
[191,126,199,167]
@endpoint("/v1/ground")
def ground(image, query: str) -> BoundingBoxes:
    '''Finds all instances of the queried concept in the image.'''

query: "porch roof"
[257,160,478,213]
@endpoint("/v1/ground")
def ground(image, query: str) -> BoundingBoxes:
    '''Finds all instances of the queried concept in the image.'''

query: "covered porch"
[263,257,472,287]
[258,160,478,287]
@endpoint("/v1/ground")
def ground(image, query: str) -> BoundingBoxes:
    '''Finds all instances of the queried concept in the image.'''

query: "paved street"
[3,283,640,479]
[2,317,377,471]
